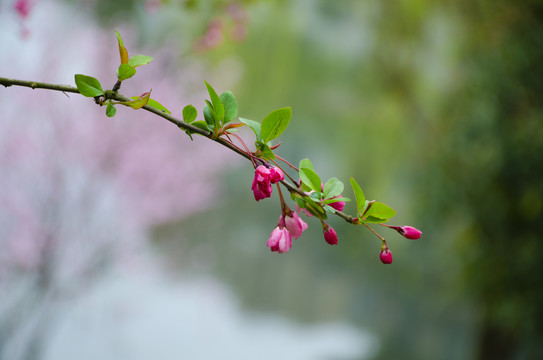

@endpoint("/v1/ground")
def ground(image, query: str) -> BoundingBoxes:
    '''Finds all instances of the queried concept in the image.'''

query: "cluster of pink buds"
[250,162,422,262]
[377,224,422,264]
[267,209,308,253]
[251,165,284,201]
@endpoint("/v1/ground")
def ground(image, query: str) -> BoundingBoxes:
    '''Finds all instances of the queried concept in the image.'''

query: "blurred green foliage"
[77,0,543,358]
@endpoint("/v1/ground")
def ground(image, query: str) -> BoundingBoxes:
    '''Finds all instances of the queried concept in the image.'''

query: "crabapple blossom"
[267,226,292,253]
[390,225,422,240]
[251,165,284,201]
[323,224,338,245]
[284,211,308,239]
[380,248,393,264]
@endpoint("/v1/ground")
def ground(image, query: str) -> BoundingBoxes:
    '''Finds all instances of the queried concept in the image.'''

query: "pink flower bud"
[14,0,31,19]
[251,165,273,201]
[284,211,308,239]
[267,226,292,253]
[251,165,284,201]
[323,224,338,245]
[380,248,393,264]
[270,167,284,184]
[392,225,422,240]
[328,196,345,212]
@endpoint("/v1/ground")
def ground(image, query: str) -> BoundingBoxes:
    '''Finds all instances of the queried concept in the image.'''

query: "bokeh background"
[1,0,542,359]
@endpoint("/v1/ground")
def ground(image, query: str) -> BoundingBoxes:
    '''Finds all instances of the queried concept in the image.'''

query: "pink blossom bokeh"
[0,2,238,357]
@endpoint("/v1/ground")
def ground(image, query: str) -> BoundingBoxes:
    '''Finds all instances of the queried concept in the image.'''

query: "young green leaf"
[220,91,238,124]
[261,107,291,144]
[239,118,262,141]
[115,30,124,47]
[204,81,225,124]
[302,196,327,219]
[74,74,104,97]
[299,158,315,172]
[203,104,214,126]
[256,141,275,160]
[182,105,197,123]
[294,196,306,209]
[115,30,128,65]
[323,197,351,205]
[323,178,344,199]
[191,120,210,132]
[117,64,136,81]
[309,191,322,201]
[106,102,116,117]
[361,201,396,223]
[147,98,171,114]
[323,205,337,214]
[122,91,151,109]
[128,55,153,67]
[299,167,322,193]
[350,177,366,217]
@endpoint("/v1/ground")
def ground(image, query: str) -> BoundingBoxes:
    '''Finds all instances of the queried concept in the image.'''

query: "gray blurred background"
[1,0,542,359]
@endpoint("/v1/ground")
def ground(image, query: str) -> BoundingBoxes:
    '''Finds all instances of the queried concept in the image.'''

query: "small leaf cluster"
[74,31,169,118]
[239,107,291,160]
[181,81,241,140]
[291,158,351,220]
[349,178,396,223]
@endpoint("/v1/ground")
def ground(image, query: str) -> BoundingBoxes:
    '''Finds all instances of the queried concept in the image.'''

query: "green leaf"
[309,191,322,201]
[115,30,124,47]
[115,30,128,64]
[106,102,116,117]
[302,196,327,219]
[191,120,210,131]
[256,141,275,160]
[261,107,291,143]
[324,205,337,214]
[204,81,225,124]
[128,55,153,67]
[74,74,104,97]
[323,196,351,205]
[350,177,366,217]
[147,98,171,114]
[203,104,214,126]
[239,118,262,141]
[362,201,396,223]
[323,178,344,199]
[299,158,315,172]
[117,64,137,81]
[299,167,321,192]
[182,105,197,123]
[294,196,306,209]
[122,91,151,109]
[220,91,238,124]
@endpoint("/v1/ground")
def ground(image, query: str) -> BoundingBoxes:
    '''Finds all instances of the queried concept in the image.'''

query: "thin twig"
[0,76,358,225]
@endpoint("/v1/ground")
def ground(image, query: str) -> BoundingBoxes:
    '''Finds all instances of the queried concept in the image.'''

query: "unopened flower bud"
[380,247,393,264]
[270,167,284,184]
[392,225,422,240]
[251,165,284,201]
[323,224,338,245]
[267,226,292,253]
[251,165,273,201]
[284,211,308,239]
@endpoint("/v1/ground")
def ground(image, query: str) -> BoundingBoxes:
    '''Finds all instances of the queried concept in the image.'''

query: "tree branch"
[0,76,357,224]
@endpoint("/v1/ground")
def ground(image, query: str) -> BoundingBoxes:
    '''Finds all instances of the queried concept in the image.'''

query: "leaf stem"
[363,223,387,245]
